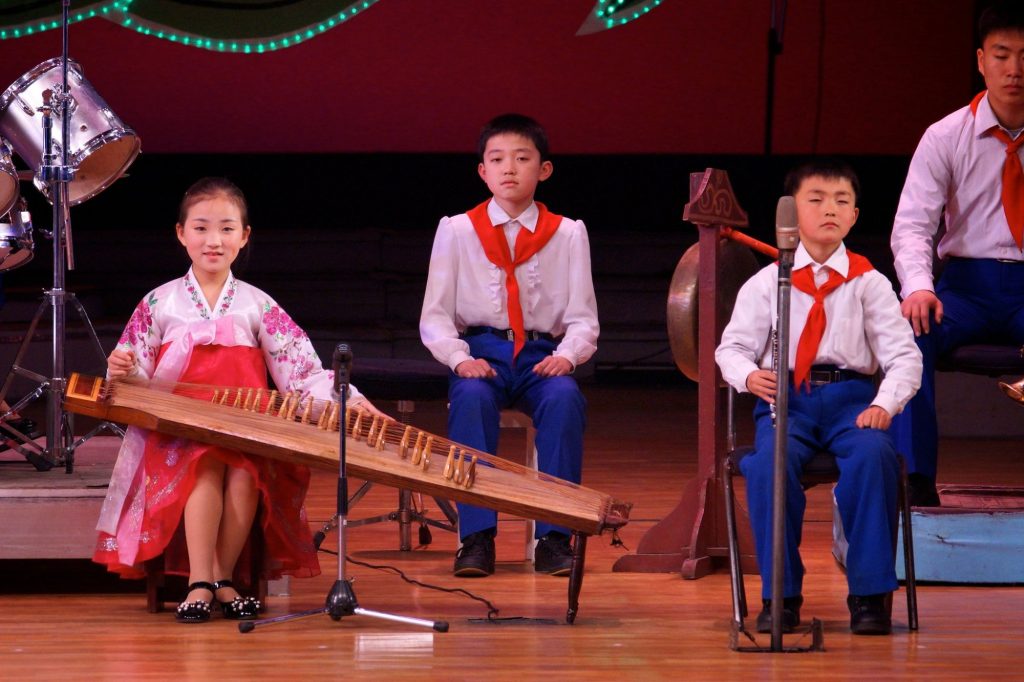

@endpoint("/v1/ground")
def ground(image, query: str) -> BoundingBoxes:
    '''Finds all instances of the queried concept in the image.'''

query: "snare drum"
[0,201,33,272]
[0,58,140,205]
[0,143,16,217]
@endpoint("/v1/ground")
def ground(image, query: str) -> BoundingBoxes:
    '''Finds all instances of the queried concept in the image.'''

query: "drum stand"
[0,1,123,472]
[240,345,448,635]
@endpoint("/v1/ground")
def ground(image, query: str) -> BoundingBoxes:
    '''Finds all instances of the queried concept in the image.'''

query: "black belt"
[463,326,556,343]
[799,365,873,386]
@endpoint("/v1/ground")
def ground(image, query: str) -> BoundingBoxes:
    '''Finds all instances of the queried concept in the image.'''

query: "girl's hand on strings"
[349,396,389,419]
[107,349,137,380]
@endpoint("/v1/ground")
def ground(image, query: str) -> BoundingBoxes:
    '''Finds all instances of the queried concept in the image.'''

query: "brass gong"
[667,239,761,382]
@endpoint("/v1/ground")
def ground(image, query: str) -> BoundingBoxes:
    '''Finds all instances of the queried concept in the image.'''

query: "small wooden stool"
[499,409,539,560]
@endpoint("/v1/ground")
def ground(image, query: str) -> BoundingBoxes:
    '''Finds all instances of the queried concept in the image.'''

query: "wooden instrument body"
[65,375,631,536]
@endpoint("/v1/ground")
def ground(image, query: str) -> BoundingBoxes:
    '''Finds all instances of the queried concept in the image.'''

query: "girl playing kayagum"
[94,177,381,622]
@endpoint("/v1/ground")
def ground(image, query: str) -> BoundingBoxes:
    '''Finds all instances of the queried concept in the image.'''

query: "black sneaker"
[848,593,892,635]
[453,530,495,577]
[534,532,574,576]
[755,596,803,634]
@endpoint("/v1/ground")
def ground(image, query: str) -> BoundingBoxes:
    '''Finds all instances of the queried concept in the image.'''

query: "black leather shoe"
[175,581,215,623]
[755,596,803,634]
[213,579,262,620]
[454,530,495,577]
[908,473,940,507]
[534,532,574,576]
[848,593,892,635]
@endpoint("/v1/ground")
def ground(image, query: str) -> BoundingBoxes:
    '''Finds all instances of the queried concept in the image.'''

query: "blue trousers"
[890,258,1024,478]
[741,378,899,599]
[448,332,586,540]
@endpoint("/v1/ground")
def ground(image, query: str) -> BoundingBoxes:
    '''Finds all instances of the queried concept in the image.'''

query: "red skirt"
[93,344,320,586]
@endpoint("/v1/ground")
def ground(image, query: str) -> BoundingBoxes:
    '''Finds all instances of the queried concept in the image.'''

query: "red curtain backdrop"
[0,0,974,156]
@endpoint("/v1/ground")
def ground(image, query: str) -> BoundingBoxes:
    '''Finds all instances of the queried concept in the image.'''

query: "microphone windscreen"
[775,196,799,250]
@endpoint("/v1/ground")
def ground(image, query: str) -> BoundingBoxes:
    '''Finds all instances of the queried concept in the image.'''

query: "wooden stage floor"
[1,382,1022,680]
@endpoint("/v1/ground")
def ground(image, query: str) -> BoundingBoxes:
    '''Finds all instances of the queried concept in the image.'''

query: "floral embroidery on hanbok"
[119,293,158,361]
[262,304,320,385]
[185,272,238,319]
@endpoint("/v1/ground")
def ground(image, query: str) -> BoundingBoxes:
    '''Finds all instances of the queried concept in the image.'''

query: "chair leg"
[144,556,165,613]
[898,457,919,631]
[722,457,748,623]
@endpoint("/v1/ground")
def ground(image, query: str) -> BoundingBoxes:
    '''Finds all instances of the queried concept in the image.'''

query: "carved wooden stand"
[613,169,756,578]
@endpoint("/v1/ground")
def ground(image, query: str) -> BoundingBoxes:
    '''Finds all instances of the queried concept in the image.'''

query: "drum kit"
[0,2,139,471]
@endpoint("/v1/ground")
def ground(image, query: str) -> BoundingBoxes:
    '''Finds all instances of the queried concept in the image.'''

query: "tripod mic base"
[322,578,448,631]
[326,579,358,620]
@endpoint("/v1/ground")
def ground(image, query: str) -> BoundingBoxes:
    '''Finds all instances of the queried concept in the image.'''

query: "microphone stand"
[762,196,823,653]
[769,209,796,652]
[240,343,448,634]
[0,0,124,473]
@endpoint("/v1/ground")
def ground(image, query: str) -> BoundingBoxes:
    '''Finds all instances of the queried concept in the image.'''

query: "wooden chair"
[721,389,919,632]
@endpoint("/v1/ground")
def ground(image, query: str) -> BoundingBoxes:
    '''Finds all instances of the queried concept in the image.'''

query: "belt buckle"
[505,329,515,341]
[808,370,832,386]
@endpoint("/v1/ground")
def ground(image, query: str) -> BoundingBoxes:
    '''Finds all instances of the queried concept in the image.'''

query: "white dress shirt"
[891,92,1024,299]
[715,243,922,417]
[420,199,599,370]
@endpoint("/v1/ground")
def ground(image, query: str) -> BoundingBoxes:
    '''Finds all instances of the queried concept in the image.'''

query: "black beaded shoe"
[534,532,574,576]
[755,596,803,634]
[213,579,262,620]
[848,593,892,635]
[175,581,215,623]
[453,530,496,577]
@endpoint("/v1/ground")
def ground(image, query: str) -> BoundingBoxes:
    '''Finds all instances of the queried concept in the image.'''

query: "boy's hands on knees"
[856,405,892,430]
[533,356,572,377]
[745,369,777,403]
[900,290,943,336]
[455,358,497,379]
[107,349,137,379]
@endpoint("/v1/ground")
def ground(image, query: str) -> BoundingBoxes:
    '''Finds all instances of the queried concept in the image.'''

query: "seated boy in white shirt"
[420,113,599,577]
[715,160,922,635]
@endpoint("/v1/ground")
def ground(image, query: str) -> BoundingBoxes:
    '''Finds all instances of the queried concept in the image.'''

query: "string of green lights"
[0,0,665,51]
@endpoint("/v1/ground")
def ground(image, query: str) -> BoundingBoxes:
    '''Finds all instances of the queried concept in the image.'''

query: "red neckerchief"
[466,200,562,358]
[790,250,874,390]
[972,90,1024,250]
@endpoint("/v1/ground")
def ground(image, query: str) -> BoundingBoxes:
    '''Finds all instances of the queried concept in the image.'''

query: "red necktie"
[466,201,562,358]
[790,252,874,390]
[971,91,1024,250]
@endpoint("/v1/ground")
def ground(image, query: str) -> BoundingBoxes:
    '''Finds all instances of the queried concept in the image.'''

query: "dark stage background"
[0,1,982,376]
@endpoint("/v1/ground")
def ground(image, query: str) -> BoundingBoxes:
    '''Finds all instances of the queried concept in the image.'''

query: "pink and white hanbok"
[93,268,360,585]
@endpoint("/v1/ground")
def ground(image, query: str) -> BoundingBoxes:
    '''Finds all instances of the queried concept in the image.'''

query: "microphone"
[775,195,799,252]
[332,343,353,400]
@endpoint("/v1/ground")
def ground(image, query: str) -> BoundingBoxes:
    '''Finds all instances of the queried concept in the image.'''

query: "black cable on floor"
[317,546,500,620]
